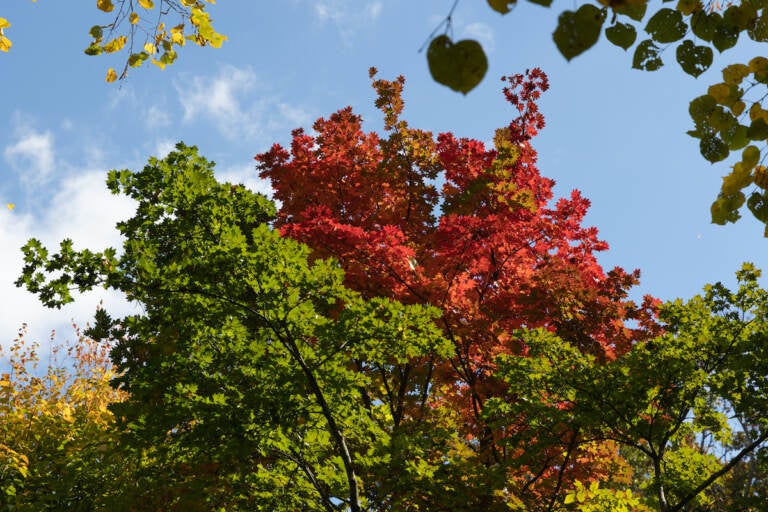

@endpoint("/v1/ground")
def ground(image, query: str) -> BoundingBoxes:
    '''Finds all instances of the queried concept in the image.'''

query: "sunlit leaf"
[96,0,114,13]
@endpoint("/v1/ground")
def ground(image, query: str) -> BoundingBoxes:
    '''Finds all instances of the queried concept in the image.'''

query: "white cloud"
[312,1,383,39]
[462,22,495,53]
[4,128,55,185]
[175,65,312,144]
[146,105,172,129]
[153,139,177,159]
[178,65,257,130]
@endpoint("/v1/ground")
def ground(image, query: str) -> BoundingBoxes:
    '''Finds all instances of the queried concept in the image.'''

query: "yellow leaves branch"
[3,1,225,81]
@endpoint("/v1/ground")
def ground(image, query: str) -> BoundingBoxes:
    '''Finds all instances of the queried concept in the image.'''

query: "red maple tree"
[256,68,660,504]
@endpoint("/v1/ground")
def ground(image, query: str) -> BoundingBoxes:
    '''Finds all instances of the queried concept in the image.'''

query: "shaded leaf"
[747,119,768,140]
[713,15,740,51]
[553,4,607,61]
[487,0,517,13]
[427,35,488,94]
[632,39,663,71]
[645,8,686,43]
[614,1,647,21]
[700,134,729,162]
[605,22,637,50]
[691,11,719,42]
[676,40,712,77]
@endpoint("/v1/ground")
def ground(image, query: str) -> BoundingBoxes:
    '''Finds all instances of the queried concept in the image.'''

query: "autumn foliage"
[257,67,661,504]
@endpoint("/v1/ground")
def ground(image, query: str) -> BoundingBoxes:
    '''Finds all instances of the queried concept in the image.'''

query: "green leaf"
[676,40,712,77]
[427,35,488,94]
[615,1,647,22]
[722,63,750,85]
[700,134,730,162]
[721,123,749,150]
[747,118,768,140]
[747,191,768,221]
[632,39,663,71]
[676,0,702,16]
[748,11,768,42]
[743,145,761,168]
[605,22,637,50]
[690,11,719,42]
[689,94,717,126]
[712,15,740,51]
[723,4,756,31]
[645,8,687,43]
[553,4,607,61]
[487,0,516,13]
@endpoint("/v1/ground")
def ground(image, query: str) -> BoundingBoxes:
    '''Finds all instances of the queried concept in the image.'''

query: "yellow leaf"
[143,42,157,54]
[171,25,185,45]
[0,35,11,52]
[97,0,114,13]
[151,58,166,69]
[103,35,127,53]
[6,203,14,210]
[138,0,155,8]
[0,18,10,29]
[129,12,139,24]
[105,68,117,83]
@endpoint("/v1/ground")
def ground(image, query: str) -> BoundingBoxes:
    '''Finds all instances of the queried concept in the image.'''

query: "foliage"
[16,143,462,511]
[425,0,768,232]
[0,323,127,510]
[485,263,768,511]
[2,0,224,82]
[256,68,661,508]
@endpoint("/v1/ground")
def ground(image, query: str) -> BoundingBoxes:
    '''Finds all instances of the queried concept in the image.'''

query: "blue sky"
[1,1,767,345]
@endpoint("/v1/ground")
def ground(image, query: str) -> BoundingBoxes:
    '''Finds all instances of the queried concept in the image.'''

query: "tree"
[485,263,768,511]
[1,0,224,82]
[0,322,128,510]
[256,67,660,508]
[16,143,471,511]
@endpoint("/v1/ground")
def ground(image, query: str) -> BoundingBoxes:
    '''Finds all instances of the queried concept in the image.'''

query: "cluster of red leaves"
[256,68,660,499]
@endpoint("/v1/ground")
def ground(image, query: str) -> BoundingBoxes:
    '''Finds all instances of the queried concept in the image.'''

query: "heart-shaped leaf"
[645,8,686,43]
[553,4,607,61]
[676,39,713,77]
[427,35,488,94]
[605,22,637,50]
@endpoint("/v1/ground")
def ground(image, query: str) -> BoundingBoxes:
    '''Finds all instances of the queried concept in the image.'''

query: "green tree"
[483,263,768,511]
[16,143,458,511]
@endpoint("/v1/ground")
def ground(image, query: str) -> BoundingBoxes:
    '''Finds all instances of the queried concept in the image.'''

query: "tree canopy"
[13,67,768,510]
